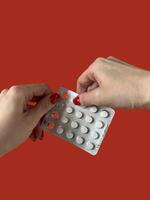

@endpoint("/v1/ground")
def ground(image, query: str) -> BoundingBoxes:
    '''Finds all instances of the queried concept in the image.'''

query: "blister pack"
[41,87,115,155]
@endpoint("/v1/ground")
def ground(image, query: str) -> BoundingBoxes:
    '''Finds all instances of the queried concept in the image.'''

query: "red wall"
[0,1,150,199]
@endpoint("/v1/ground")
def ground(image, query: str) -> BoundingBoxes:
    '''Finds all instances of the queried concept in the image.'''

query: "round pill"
[61,92,68,100]
[90,106,98,113]
[66,132,74,139]
[76,136,84,144]
[76,111,83,118]
[48,122,55,129]
[93,132,100,139]
[56,126,64,134]
[97,121,105,129]
[86,141,95,150]
[85,116,94,123]
[51,112,59,119]
[80,126,89,134]
[71,121,79,129]
[61,116,69,124]
[66,107,74,114]
[100,110,109,118]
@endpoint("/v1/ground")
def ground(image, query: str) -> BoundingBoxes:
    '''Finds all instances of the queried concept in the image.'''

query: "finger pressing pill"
[73,96,81,105]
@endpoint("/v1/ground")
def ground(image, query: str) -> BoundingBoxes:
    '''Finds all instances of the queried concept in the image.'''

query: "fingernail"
[27,101,37,108]
[50,93,60,104]
[73,96,81,105]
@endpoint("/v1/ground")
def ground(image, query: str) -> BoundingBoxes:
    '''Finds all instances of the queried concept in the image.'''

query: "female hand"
[0,83,56,156]
[77,57,150,108]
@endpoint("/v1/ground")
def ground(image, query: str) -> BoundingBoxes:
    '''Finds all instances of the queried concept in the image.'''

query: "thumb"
[79,88,110,107]
[79,88,99,106]
[26,95,55,123]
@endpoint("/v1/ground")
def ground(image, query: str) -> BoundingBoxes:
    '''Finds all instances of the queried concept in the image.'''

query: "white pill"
[97,121,104,129]
[76,111,83,118]
[61,116,69,124]
[90,106,98,113]
[80,126,89,134]
[100,110,109,118]
[76,136,84,144]
[66,107,74,114]
[56,126,64,134]
[66,132,74,139]
[86,141,95,150]
[71,121,79,129]
[85,116,94,123]
[93,132,100,139]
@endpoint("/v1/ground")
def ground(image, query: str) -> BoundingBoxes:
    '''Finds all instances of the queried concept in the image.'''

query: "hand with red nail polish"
[29,93,60,141]
[77,57,150,108]
[0,83,56,157]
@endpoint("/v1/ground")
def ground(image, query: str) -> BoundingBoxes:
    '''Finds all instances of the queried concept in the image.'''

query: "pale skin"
[0,84,55,157]
[77,57,150,108]
[1,57,150,156]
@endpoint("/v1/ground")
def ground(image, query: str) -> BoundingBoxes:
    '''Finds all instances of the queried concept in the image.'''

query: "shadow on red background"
[0,0,150,199]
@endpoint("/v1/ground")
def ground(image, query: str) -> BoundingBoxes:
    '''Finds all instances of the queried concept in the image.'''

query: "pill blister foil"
[41,87,115,155]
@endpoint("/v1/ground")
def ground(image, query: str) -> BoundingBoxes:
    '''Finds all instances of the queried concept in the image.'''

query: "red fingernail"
[73,96,81,105]
[50,93,60,104]
[27,101,37,108]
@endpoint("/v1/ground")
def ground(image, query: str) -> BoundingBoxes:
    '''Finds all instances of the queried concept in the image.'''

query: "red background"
[0,0,150,199]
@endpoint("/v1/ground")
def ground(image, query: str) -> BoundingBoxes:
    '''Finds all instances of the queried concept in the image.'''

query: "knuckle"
[0,89,8,93]
[93,57,107,68]
[90,57,106,71]
[42,83,51,93]
[77,75,83,86]
[9,85,19,93]
[77,77,81,84]
[42,83,49,89]
[95,57,106,64]
[107,56,115,59]
[9,85,22,97]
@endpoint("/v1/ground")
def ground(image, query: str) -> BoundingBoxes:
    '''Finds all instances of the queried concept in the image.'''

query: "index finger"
[9,83,51,101]
[76,67,94,94]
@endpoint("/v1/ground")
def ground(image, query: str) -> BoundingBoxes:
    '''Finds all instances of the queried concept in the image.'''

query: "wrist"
[140,70,150,108]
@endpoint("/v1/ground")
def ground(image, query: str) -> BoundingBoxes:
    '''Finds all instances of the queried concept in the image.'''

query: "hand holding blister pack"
[41,87,115,155]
